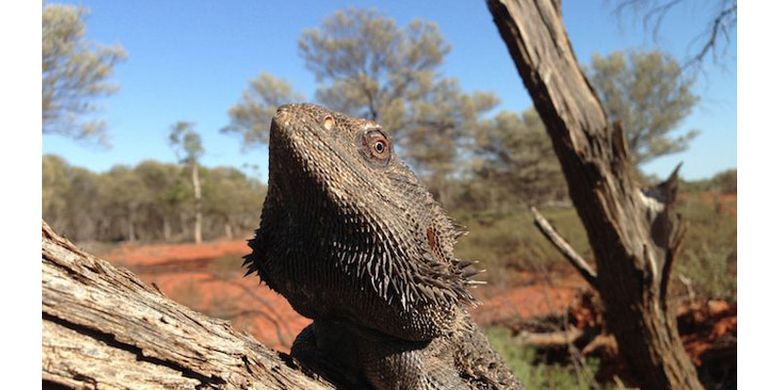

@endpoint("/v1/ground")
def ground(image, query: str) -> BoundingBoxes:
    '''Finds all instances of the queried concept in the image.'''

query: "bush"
[454,193,736,301]
[713,169,737,194]
[486,327,608,389]
[453,206,591,283]
[674,195,737,300]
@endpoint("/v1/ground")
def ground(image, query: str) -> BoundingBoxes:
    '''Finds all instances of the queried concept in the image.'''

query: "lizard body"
[245,103,522,389]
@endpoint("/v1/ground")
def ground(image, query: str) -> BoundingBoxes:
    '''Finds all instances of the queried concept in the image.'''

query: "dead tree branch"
[530,206,598,288]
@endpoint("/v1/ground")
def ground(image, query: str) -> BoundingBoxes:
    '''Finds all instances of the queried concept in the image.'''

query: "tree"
[589,50,699,166]
[42,3,126,144]
[401,79,498,204]
[226,9,498,202]
[300,8,499,189]
[202,167,265,239]
[169,122,205,244]
[488,0,703,388]
[97,166,149,242]
[43,154,101,241]
[713,168,737,194]
[44,155,266,243]
[298,8,450,126]
[613,0,736,68]
[470,109,567,207]
[222,73,305,148]
[134,161,190,241]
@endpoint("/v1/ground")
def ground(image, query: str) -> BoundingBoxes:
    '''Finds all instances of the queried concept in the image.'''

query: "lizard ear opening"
[322,115,334,130]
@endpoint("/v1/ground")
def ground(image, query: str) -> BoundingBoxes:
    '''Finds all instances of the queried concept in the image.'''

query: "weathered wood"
[518,326,583,348]
[486,1,703,388]
[530,206,598,289]
[42,221,335,389]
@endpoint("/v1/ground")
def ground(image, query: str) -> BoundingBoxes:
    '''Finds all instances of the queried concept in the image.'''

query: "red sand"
[100,238,734,362]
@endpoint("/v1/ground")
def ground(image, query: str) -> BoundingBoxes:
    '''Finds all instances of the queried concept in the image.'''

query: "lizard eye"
[374,140,386,154]
[361,129,391,165]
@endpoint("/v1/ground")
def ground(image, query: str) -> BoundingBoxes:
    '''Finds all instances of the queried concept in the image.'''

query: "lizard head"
[246,103,482,335]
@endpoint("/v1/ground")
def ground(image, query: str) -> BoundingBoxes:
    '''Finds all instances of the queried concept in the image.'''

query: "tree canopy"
[42,3,126,145]
[43,154,264,243]
[169,121,204,164]
[222,73,305,147]
[589,50,699,166]
[469,109,567,208]
[225,8,498,201]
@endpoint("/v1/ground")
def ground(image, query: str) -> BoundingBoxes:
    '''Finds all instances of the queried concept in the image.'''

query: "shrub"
[486,326,607,389]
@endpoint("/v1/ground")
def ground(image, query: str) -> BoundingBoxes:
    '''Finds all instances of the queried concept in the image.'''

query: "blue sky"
[42,0,736,181]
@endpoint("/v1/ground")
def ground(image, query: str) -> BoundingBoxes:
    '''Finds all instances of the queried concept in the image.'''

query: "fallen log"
[41,221,334,389]
[518,326,583,348]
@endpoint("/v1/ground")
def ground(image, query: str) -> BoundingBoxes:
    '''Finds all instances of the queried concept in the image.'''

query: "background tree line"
[43,154,265,243]
[43,4,727,243]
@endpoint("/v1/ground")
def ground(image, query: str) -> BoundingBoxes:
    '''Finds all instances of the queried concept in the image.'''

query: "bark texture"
[42,221,334,389]
[192,162,203,244]
[486,1,703,388]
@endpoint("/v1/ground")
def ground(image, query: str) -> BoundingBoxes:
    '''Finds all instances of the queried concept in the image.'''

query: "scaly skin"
[245,103,522,389]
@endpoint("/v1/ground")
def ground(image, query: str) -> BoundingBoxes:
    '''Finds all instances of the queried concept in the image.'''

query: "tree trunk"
[128,208,137,242]
[163,217,172,242]
[180,211,189,240]
[128,219,136,242]
[225,222,234,239]
[42,221,333,389]
[191,162,203,244]
[486,1,703,389]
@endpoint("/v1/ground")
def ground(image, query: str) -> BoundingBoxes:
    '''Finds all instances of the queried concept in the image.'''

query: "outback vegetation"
[42,2,736,389]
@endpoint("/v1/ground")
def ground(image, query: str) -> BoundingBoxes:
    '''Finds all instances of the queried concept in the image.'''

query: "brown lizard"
[244,103,522,389]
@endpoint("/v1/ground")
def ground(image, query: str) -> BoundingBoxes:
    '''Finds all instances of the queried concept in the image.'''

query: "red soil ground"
[100,237,735,367]
[101,239,588,352]
[103,238,308,352]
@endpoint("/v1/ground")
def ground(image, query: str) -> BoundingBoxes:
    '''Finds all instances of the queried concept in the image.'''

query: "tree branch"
[684,2,737,69]
[42,221,335,389]
[530,207,599,289]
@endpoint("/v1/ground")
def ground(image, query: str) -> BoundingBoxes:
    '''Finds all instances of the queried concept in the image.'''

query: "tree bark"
[486,1,703,389]
[192,162,203,244]
[225,222,234,239]
[42,221,333,389]
[163,217,172,242]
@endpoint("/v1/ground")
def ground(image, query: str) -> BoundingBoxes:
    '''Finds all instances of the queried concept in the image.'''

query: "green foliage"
[226,8,499,202]
[679,168,737,194]
[674,194,737,300]
[453,206,591,284]
[169,121,204,164]
[589,50,699,166]
[300,8,499,193]
[713,169,737,194]
[467,109,568,208]
[43,3,126,144]
[454,187,736,301]
[201,167,264,238]
[43,154,101,240]
[42,154,266,243]
[299,8,451,123]
[223,73,305,147]
[486,327,606,389]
